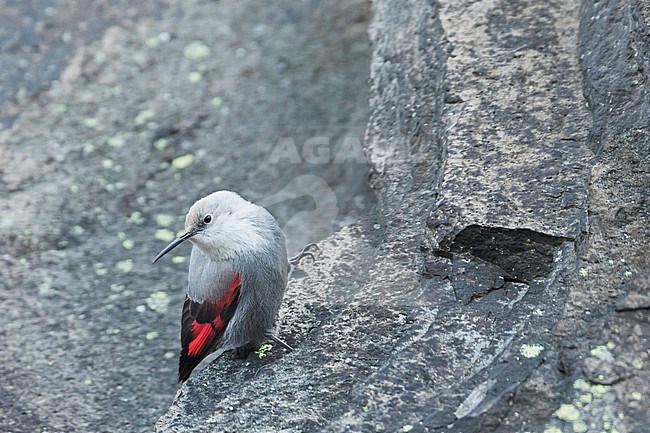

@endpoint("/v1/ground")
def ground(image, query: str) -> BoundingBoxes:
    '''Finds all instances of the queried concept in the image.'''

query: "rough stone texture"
[158,0,648,432]
[1,0,648,432]
[0,0,371,431]
[0,1,165,129]
[579,0,650,153]
[432,0,592,244]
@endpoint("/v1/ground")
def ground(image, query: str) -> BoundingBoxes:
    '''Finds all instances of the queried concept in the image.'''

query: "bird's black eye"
[203,214,212,224]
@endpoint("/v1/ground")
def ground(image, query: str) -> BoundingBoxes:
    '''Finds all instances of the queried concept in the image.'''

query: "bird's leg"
[289,243,320,267]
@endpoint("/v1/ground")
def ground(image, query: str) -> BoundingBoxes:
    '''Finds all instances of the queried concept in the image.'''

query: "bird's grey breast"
[187,245,238,302]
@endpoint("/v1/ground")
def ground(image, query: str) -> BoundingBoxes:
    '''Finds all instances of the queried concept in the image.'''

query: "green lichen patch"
[110,284,125,292]
[578,393,592,404]
[130,211,145,224]
[590,345,613,361]
[116,259,134,273]
[155,214,174,227]
[171,154,195,169]
[188,71,203,83]
[183,40,210,60]
[83,117,99,129]
[255,343,273,358]
[155,229,176,242]
[72,225,85,236]
[145,36,159,48]
[154,138,168,151]
[555,403,580,422]
[573,378,611,398]
[572,420,587,432]
[520,343,544,358]
[108,134,126,148]
[135,108,156,126]
[146,291,170,313]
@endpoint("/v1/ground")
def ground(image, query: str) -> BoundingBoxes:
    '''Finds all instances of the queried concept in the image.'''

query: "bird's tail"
[179,346,230,383]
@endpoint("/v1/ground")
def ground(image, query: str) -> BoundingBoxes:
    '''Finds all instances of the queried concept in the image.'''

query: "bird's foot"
[289,243,319,267]
[234,346,253,359]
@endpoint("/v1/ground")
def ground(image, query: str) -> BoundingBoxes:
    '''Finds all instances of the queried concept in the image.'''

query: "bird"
[152,190,295,382]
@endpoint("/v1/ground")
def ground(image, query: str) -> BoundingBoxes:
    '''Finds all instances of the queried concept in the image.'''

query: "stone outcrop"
[1,0,647,432]
[156,0,649,432]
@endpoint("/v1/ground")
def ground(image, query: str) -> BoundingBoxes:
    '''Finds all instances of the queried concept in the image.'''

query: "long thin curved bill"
[152,230,197,264]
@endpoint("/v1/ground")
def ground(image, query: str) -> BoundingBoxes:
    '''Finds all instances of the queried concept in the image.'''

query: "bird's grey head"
[153,191,275,263]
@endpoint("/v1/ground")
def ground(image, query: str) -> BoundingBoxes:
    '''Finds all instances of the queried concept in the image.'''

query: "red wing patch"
[179,273,241,382]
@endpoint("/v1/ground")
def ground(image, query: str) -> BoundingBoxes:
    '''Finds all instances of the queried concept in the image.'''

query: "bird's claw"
[289,243,320,267]
[292,251,316,264]
[268,334,294,352]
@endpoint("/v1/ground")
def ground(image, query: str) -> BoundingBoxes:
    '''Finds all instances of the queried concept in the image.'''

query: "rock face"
[156,0,649,432]
[0,1,371,431]
[0,0,647,432]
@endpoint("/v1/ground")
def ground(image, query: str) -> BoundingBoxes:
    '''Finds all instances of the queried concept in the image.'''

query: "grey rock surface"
[0,0,648,432]
[0,0,371,431]
[156,0,649,432]
[158,0,648,432]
